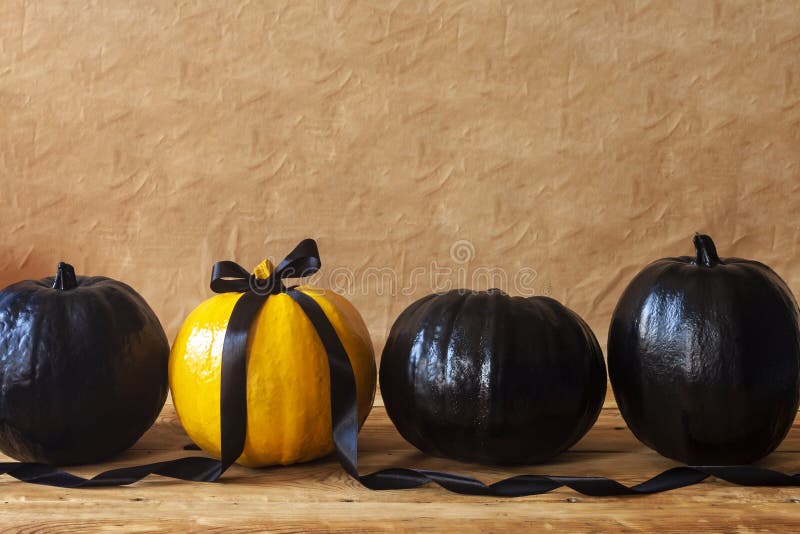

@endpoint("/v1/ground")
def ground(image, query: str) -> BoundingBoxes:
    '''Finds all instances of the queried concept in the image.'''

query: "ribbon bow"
[210,238,322,295]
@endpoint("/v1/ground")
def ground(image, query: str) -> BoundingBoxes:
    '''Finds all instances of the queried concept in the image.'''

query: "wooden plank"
[1,399,799,531]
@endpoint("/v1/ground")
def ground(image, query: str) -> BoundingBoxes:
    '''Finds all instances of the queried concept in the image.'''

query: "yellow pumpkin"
[169,259,376,467]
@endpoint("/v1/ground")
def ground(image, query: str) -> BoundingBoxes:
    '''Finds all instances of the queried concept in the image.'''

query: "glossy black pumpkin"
[0,263,169,465]
[380,289,607,465]
[608,234,800,465]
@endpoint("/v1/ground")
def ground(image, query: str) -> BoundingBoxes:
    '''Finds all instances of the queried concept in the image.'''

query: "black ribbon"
[2,238,800,495]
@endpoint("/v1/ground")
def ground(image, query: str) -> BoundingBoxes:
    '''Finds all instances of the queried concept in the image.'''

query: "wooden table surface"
[2,396,799,532]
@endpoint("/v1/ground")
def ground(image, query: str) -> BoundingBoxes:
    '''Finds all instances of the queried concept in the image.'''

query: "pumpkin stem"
[693,234,721,267]
[52,262,78,290]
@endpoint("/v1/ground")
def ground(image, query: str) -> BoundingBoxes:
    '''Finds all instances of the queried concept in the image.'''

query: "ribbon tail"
[287,290,360,478]
[219,291,268,470]
[0,457,225,488]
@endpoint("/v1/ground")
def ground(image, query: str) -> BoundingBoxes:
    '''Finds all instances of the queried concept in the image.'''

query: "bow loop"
[210,238,322,295]
[274,238,321,281]
[210,261,253,294]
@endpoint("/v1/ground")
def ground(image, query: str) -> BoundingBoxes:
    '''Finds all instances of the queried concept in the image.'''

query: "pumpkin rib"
[538,297,606,454]
[299,288,376,427]
[379,293,436,454]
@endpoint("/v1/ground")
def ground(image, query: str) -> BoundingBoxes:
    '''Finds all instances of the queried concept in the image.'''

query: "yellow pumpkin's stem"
[252,259,276,280]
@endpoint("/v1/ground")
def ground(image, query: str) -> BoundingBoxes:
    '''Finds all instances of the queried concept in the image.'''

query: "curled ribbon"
[1,239,800,495]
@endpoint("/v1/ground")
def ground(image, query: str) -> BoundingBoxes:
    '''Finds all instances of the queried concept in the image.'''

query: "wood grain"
[1,397,799,532]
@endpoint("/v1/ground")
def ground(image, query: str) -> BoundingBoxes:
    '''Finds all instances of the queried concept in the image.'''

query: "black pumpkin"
[608,234,800,465]
[380,289,607,465]
[0,262,169,465]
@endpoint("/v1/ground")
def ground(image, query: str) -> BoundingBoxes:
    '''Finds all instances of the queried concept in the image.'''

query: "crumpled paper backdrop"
[1,1,798,363]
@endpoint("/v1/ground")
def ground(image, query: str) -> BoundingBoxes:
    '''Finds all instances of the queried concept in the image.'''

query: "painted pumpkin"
[0,262,169,465]
[169,259,376,467]
[608,234,800,464]
[380,289,607,465]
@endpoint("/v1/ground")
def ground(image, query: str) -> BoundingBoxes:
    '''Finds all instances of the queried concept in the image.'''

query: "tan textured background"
[1,0,799,358]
